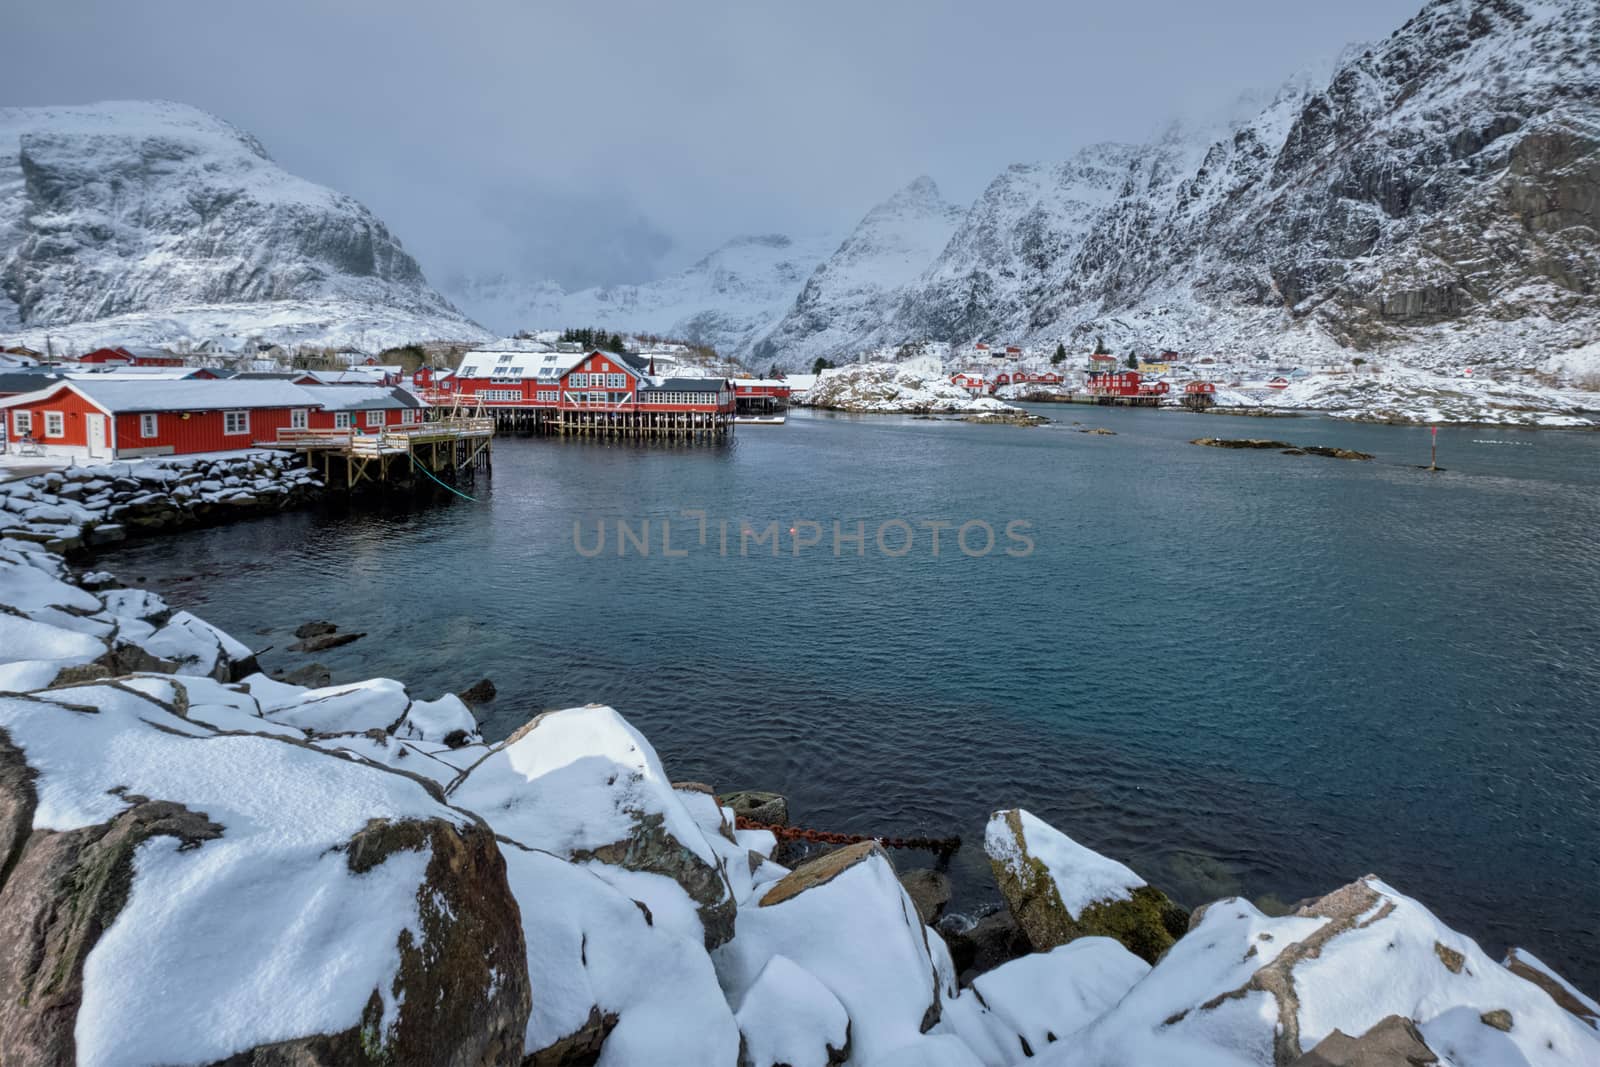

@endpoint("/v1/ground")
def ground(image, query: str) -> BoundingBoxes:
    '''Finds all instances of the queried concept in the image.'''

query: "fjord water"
[99,408,1600,987]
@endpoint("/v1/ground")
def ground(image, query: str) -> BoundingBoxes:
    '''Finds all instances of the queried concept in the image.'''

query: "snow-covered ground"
[797,359,1027,417]
[1216,367,1600,427]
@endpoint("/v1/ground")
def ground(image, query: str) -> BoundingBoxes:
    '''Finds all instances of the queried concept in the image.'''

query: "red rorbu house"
[76,346,187,368]
[730,378,791,422]
[444,347,735,438]
[951,372,986,394]
[0,380,425,460]
[1084,369,1170,406]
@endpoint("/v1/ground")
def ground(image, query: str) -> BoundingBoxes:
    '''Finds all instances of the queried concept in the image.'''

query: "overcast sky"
[10,0,1422,291]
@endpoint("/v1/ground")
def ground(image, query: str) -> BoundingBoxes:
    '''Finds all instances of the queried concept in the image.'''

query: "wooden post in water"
[1430,425,1437,471]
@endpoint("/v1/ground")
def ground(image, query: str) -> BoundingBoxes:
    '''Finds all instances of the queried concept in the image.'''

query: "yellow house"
[1137,359,1170,374]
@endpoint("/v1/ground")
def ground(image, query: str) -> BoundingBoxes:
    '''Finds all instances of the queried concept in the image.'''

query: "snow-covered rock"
[985,808,1189,964]
[799,362,1029,417]
[0,680,530,1066]
[505,846,740,1066]
[0,100,487,350]
[715,840,946,1066]
[447,704,738,949]
[1034,876,1600,1067]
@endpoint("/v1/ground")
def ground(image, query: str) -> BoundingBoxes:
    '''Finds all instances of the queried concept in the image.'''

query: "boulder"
[294,620,338,639]
[985,808,1187,964]
[722,789,789,827]
[273,661,333,688]
[503,846,738,1066]
[0,684,530,1067]
[967,938,1150,1060]
[1289,1015,1439,1066]
[448,705,737,950]
[719,841,946,1066]
[1045,876,1600,1066]
[940,908,1032,984]
[290,630,365,653]
[899,868,953,926]
[735,954,851,1067]
[458,677,497,704]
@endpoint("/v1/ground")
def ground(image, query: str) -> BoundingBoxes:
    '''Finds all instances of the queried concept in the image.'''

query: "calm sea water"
[96,407,1600,988]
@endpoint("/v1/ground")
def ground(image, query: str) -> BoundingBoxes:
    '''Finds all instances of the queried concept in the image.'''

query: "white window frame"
[334,412,353,430]
[44,411,65,438]
[570,373,589,388]
[365,409,384,428]
[12,411,32,436]
[223,410,249,435]
[606,373,626,388]
[140,413,159,438]
[289,408,308,430]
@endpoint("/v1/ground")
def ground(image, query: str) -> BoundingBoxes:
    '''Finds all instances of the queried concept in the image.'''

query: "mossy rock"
[986,809,1188,965]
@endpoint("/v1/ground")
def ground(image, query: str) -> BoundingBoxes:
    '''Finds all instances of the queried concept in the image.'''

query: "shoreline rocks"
[2,534,1597,1065]
[0,452,325,554]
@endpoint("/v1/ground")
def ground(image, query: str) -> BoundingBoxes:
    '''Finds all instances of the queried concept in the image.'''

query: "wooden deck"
[254,418,495,490]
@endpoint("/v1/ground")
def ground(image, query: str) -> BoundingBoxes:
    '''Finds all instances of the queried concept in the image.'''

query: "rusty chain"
[734,816,960,856]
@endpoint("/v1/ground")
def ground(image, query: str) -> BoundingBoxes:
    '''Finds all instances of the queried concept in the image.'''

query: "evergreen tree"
[811,356,834,376]
[1125,353,1138,370]
[1093,335,1109,355]
[1051,343,1067,365]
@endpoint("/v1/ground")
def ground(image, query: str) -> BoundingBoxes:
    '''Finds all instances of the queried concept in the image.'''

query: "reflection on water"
[98,408,1600,989]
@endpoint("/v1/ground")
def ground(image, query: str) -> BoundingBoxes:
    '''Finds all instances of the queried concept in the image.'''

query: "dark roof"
[0,371,62,394]
[640,377,727,393]
[605,350,652,374]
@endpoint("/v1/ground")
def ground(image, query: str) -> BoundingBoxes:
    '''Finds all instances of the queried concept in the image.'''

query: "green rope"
[413,457,478,502]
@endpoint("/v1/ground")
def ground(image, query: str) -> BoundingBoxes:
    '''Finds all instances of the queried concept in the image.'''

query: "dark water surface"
[97,407,1600,987]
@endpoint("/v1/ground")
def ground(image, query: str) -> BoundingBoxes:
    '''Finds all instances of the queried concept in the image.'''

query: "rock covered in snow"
[0,681,529,1067]
[799,362,1030,417]
[985,808,1188,964]
[717,840,951,1066]
[447,704,738,949]
[1035,876,1600,1067]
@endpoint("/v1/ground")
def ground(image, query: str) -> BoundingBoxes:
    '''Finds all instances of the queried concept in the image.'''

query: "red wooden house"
[76,346,186,368]
[951,372,986,394]
[0,380,427,460]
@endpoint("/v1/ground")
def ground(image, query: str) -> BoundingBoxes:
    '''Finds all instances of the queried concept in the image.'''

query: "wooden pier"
[254,418,495,490]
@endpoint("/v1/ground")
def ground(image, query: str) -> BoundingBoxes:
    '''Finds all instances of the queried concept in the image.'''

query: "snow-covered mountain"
[757,0,1600,370]
[446,232,839,361]
[0,100,487,353]
[750,176,965,368]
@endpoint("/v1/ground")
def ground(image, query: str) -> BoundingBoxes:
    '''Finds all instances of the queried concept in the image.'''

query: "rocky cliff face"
[752,176,965,368]
[761,0,1599,369]
[0,100,485,350]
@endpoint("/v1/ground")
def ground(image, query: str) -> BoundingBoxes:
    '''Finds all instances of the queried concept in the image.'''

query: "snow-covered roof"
[63,368,201,381]
[0,379,387,414]
[297,385,421,411]
[456,348,585,380]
